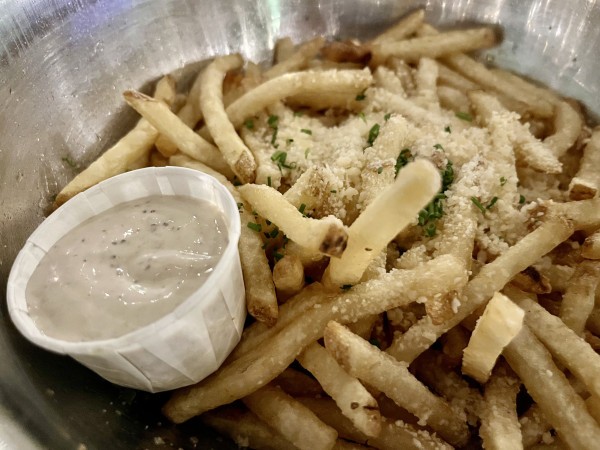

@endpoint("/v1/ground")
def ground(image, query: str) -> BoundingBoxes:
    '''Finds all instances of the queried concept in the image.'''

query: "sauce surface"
[26,195,229,342]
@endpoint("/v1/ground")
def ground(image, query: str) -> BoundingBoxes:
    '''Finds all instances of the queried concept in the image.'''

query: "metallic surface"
[0,0,598,448]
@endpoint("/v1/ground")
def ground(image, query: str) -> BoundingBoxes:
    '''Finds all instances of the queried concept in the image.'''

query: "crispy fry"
[226,69,373,128]
[122,90,232,177]
[243,385,338,450]
[265,37,326,79]
[321,41,370,64]
[386,218,574,363]
[297,342,381,437]
[238,184,348,258]
[370,9,425,45]
[503,325,600,449]
[325,160,441,286]
[543,100,583,157]
[479,365,523,450]
[437,85,471,113]
[201,405,298,450]
[200,54,257,184]
[371,28,496,65]
[274,37,295,63]
[461,292,524,384]
[324,321,469,446]
[546,198,600,229]
[273,255,305,298]
[569,127,600,200]
[168,153,278,325]
[507,286,600,399]
[582,230,600,259]
[298,397,452,450]
[53,75,176,207]
[559,260,600,335]
[511,267,552,294]
[163,255,466,423]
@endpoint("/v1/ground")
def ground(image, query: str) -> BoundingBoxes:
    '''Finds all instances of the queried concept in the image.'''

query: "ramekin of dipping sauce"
[7,166,245,392]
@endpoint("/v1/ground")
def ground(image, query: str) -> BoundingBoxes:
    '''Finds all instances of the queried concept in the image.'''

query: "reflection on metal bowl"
[1,0,599,448]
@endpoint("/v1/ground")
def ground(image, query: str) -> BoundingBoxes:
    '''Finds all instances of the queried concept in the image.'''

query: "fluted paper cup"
[7,166,245,392]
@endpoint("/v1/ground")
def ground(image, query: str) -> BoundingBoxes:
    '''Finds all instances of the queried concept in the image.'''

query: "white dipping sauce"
[26,195,229,342]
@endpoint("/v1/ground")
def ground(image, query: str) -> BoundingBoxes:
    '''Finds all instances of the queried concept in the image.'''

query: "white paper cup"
[6,166,246,392]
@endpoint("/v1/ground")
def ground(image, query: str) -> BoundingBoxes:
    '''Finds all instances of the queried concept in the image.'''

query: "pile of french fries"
[54,9,600,449]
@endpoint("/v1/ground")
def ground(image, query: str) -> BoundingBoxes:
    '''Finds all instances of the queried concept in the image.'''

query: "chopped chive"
[299,203,306,214]
[293,111,303,117]
[244,119,254,130]
[433,143,444,150]
[424,223,437,237]
[445,126,451,133]
[384,113,392,121]
[486,196,499,209]
[252,210,258,216]
[261,242,268,249]
[271,150,296,172]
[286,138,294,146]
[268,115,278,126]
[62,156,76,167]
[471,197,487,214]
[500,177,507,186]
[395,148,412,178]
[269,228,280,238]
[247,222,262,232]
[330,190,337,193]
[305,148,310,158]
[519,194,526,204]
[267,176,272,187]
[233,180,242,186]
[358,112,366,123]
[377,167,383,174]
[265,219,271,226]
[236,202,244,210]
[268,115,279,146]
[273,250,284,262]
[341,284,353,291]
[300,129,312,135]
[367,123,380,147]
[355,89,366,101]
[263,232,270,239]
[455,111,473,121]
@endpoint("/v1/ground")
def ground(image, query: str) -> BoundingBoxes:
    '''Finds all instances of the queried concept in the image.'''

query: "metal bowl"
[1,0,598,448]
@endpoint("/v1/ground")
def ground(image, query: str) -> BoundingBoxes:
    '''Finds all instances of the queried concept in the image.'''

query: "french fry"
[200,54,257,184]
[520,404,552,448]
[468,90,561,173]
[53,75,176,207]
[369,9,425,45]
[122,90,233,177]
[321,40,370,64]
[226,69,373,128]
[546,198,600,229]
[358,115,412,209]
[297,342,381,437]
[436,63,479,92]
[569,127,600,200]
[325,159,441,286]
[507,287,600,399]
[238,184,348,258]
[324,321,469,446]
[372,66,406,95]
[442,52,555,118]
[272,255,305,298]
[386,218,573,363]
[155,71,205,157]
[511,267,552,294]
[265,37,326,79]
[298,397,452,450]
[543,100,583,157]
[479,365,523,450]
[559,260,600,335]
[370,28,496,65]
[163,255,467,423]
[582,231,600,259]
[201,405,298,450]
[243,385,338,450]
[461,292,524,384]
[272,367,324,397]
[503,325,600,449]
[437,85,471,113]
[168,153,278,325]
[274,37,295,63]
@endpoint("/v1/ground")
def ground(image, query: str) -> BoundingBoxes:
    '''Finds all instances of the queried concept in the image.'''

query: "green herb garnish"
[305,148,310,159]
[300,129,312,135]
[330,190,337,193]
[268,114,279,146]
[62,156,76,167]
[369,338,381,348]
[519,194,526,204]
[299,203,307,214]
[271,150,296,172]
[377,167,383,174]
[471,197,487,214]
[455,111,473,121]
[341,284,353,291]
[294,111,303,117]
[445,126,451,133]
[395,149,413,178]
[355,89,366,101]
[384,113,392,121]
[367,123,380,147]
[244,119,254,130]
[267,176,272,187]
[417,160,454,237]
[358,112,367,123]
[247,222,262,232]
[500,177,507,186]
[487,196,499,210]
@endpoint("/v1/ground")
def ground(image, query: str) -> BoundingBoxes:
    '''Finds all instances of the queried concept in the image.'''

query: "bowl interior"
[1,0,599,447]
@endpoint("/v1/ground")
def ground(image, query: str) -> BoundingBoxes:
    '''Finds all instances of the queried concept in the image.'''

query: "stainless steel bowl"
[1,0,599,448]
